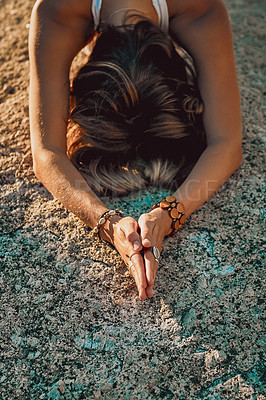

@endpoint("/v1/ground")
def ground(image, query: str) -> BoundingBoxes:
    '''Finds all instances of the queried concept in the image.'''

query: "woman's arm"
[168,0,242,215]
[29,0,105,226]
[29,0,148,299]
[137,0,242,296]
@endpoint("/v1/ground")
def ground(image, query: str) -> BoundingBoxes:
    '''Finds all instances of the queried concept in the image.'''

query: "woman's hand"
[138,208,172,298]
[100,215,149,300]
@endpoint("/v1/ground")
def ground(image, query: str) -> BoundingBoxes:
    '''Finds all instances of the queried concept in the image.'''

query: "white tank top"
[91,0,169,33]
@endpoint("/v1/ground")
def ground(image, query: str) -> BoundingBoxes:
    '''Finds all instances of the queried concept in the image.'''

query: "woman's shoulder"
[167,0,222,18]
[33,0,93,22]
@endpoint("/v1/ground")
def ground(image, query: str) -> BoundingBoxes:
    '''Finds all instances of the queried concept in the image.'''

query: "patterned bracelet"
[92,209,124,235]
[151,195,186,237]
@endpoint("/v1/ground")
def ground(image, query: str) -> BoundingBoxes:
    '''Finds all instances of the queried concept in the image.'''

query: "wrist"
[99,214,123,245]
[151,196,186,237]
[92,209,124,245]
[149,207,172,237]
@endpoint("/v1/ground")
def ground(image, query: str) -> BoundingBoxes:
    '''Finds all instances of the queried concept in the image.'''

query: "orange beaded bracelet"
[151,195,186,237]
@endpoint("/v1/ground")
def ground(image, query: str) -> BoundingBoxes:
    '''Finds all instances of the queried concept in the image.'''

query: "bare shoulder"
[167,0,226,18]
[32,0,93,21]
[167,0,229,40]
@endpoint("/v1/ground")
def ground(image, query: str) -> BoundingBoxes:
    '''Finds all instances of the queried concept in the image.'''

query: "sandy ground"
[0,0,265,399]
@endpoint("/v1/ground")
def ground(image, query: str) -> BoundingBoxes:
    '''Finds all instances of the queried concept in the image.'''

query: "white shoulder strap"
[152,0,169,33]
[91,0,102,30]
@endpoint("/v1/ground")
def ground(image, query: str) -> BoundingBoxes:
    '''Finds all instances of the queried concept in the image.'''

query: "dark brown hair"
[68,20,205,195]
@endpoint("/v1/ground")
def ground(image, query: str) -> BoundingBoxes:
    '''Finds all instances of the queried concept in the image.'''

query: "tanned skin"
[29,0,242,300]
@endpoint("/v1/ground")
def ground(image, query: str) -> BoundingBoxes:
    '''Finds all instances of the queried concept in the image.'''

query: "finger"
[120,218,142,251]
[129,253,148,300]
[144,226,162,298]
[144,249,158,298]
[138,216,154,248]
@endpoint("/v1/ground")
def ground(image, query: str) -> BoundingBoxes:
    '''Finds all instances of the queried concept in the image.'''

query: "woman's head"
[68,20,205,195]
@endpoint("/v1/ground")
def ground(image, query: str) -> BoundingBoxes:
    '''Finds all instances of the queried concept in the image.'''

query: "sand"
[0,0,265,399]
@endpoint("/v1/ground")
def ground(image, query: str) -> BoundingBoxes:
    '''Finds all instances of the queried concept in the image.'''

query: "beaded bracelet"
[91,209,124,235]
[151,195,186,237]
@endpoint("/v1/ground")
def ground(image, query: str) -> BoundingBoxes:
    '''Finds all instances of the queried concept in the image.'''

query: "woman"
[29,0,242,300]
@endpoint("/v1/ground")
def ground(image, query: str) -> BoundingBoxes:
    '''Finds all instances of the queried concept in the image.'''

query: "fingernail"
[143,239,151,247]
[133,241,141,250]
